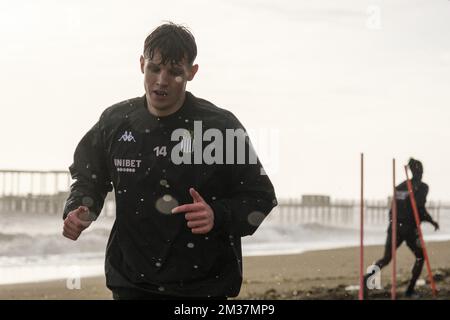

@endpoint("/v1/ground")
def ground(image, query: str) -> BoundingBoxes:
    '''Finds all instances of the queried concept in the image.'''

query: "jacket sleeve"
[416,183,434,224]
[209,112,277,237]
[63,115,113,220]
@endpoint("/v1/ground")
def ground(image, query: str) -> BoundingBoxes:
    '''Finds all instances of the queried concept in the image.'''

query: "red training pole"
[404,166,437,297]
[359,153,364,300]
[391,159,397,300]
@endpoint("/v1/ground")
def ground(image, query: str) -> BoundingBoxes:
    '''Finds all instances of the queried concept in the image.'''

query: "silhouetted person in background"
[365,158,439,298]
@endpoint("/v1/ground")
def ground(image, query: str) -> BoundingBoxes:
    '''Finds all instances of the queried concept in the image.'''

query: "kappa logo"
[118,131,136,142]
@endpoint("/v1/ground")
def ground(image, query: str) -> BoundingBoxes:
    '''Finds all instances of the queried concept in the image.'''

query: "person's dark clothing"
[368,179,436,295]
[63,91,277,298]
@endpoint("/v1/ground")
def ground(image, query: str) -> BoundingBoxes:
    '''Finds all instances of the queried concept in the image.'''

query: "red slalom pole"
[359,153,364,300]
[404,166,437,297]
[391,159,397,300]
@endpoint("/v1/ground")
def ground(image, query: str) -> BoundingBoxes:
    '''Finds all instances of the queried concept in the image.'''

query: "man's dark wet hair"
[143,22,197,66]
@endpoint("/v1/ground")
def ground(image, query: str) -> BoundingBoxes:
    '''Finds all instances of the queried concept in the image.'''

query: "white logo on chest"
[118,131,136,142]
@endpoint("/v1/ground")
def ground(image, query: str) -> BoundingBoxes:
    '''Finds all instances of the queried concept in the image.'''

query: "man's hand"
[432,221,440,231]
[171,188,214,234]
[63,206,93,241]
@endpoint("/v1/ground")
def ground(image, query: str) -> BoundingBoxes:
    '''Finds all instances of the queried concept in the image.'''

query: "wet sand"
[1,240,449,300]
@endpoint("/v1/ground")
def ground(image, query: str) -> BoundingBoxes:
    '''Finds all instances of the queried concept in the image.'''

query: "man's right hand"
[63,206,93,241]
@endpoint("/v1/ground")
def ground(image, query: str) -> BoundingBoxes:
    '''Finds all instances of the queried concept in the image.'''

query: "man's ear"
[187,64,199,81]
[140,55,145,74]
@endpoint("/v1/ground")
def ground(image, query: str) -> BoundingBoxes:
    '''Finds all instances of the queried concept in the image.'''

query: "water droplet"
[193,265,198,269]
[123,189,127,193]
[230,242,234,246]
[117,190,122,194]
[86,164,90,169]
[140,198,144,202]
[184,119,189,123]
[160,179,168,187]
[162,169,166,173]
[247,211,266,227]
[140,273,145,277]
[187,242,195,249]
[157,118,161,121]
[204,236,209,240]
[175,76,183,83]
[229,235,234,239]
[240,181,244,184]
[130,103,133,106]
[155,262,162,267]
[91,174,97,179]
[82,196,94,207]
[145,129,150,133]
[125,115,128,118]
[215,275,220,279]
[155,195,179,214]
[158,286,165,292]
[135,211,139,215]
[212,196,217,200]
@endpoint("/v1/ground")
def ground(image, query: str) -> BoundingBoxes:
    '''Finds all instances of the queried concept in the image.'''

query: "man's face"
[140,51,198,116]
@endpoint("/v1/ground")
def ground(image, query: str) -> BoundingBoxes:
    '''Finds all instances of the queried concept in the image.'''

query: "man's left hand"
[172,188,214,234]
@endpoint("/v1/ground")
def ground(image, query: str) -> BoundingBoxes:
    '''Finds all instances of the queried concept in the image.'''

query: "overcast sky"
[1,0,449,201]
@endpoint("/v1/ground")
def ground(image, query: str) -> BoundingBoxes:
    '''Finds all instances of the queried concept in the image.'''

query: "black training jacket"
[389,180,434,229]
[63,91,277,297]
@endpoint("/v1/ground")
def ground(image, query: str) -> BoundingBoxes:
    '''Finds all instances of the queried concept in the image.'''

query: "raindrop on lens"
[187,242,195,249]
[155,262,162,267]
[91,174,97,179]
[82,196,94,207]
[160,180,168,187]
[155,194,179,214]
[158,286,165,292]
[247,211,266,227]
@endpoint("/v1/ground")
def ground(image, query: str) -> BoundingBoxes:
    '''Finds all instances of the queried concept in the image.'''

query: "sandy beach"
[1,240,449,300]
